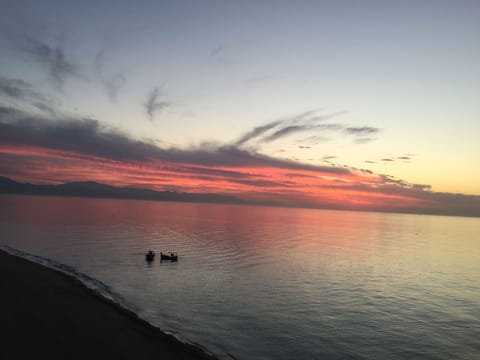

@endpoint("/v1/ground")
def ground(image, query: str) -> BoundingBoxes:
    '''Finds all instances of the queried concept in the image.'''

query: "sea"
[1,194,479,360]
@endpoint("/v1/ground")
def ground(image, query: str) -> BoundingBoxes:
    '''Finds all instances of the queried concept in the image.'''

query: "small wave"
[1,244,128,307]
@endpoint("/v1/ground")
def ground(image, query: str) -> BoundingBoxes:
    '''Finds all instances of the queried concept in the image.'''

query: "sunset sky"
[1,1,479,216]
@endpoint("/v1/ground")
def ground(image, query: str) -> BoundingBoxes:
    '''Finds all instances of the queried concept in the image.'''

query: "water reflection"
[1,195,480,359]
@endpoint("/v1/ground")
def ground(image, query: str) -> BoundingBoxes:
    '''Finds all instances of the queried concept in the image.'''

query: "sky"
[0,0,479,216]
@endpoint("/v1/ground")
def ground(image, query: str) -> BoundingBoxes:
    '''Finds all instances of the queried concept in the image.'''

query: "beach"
[0,250,216,360]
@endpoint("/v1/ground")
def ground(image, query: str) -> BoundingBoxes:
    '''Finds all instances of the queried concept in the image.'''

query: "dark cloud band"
[0,106,351,175]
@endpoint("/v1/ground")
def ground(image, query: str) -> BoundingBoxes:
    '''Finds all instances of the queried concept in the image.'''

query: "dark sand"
[0,250,217,359]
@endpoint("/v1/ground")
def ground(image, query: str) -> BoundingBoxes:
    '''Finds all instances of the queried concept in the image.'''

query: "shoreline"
[0,249,218,360]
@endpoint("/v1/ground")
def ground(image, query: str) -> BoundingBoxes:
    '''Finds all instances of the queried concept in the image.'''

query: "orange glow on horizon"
[0,144,441,213]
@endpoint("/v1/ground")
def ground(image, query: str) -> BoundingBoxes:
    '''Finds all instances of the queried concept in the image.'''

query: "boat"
[145,250,155,262]
[160,252,178,262]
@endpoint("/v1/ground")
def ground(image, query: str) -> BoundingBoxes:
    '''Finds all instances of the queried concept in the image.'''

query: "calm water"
[1,195,479,359]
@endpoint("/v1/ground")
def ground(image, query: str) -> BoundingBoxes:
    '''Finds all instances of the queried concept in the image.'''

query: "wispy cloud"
[211,45,224,57]
[0,75,46,102]
[235,110,380,146]
[94,50,126,102]
[354,137,376,144]
[234,119,283,146]
[209,44,239,65]
[366,154,416,165]
[19,34,79,90]
[301,135,331,144]
[263,123,343,143]
[144,87,170,121]
[343,127,380,144]
[32,102,56,115]
[0,75,55,114]
[235,110,345,146]
[263,125,311,142]
[0,76,31,99]
[344,126,380,136]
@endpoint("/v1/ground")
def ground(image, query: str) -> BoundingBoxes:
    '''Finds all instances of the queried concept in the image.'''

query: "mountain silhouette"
[0,176,280,207]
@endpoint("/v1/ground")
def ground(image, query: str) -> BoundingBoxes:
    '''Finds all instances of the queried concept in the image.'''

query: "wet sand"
[0,250,217,359]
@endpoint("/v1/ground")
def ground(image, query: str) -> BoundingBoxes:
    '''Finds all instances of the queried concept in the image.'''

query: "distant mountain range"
[0,176,281,207]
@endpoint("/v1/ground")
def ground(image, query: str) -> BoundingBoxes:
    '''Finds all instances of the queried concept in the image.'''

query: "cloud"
[0,106,352,175]
[285,173,318,179]
[342,126,381,143]
[209,45,240,66]
[0,75,46,102]
[20,34,79,90]
[234,119,283,146]
[0,107,18,116]
[144,87,170,121]
[0,75,56,114]
[264,125,310,142]
[344,126,380,136]
[411,183,431,191]
[0,107,158,162]
[354,137,375,144]
[103,74,126,102]
[300,135,331,144]
[264,123,343,143]
[236,110,345,146]
[211,45,224,57]
[160,144,352,174]
[32,102,56,115]
[0,76,31,99]
[173,165,254,179]
[367,155,414,164]
[2,107,478,217]
[94,50,126,102]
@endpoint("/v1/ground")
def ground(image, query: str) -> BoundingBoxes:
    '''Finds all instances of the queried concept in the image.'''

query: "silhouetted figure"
[146,250,155,262]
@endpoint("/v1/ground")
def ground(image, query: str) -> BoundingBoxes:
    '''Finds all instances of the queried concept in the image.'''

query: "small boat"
[145,250,155,262]
[160,252,178,262]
